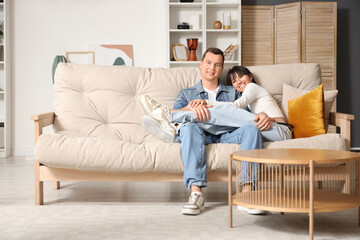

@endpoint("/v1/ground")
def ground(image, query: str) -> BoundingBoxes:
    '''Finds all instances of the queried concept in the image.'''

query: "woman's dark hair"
[226,66,256,86]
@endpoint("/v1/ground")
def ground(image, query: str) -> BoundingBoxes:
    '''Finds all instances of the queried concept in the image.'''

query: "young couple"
[140,48,292,215]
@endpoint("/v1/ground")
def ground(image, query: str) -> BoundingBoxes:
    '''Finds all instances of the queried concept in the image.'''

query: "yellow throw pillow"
[288,84,326,138]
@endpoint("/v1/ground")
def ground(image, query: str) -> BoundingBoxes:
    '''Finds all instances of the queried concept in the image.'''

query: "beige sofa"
[31,63,354,205]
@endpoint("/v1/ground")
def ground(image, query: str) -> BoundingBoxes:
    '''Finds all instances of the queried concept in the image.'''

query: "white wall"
[12,0,168,155]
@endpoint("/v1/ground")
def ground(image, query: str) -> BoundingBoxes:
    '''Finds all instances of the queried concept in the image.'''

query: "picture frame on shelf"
[172,44,188,61]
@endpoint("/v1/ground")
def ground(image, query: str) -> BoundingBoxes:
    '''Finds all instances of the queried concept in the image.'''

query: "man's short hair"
[201,48,224,66]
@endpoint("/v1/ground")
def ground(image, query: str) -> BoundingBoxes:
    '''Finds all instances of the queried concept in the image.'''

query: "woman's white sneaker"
[141,115,175,143]
[140,95,172,122]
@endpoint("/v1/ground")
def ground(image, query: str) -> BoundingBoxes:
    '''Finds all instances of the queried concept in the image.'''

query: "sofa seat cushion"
[35,133,182,173]
[35,132,346,173]
[264,133,346,150]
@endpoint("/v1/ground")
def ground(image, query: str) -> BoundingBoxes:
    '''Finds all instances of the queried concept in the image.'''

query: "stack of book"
[223,44,239,61]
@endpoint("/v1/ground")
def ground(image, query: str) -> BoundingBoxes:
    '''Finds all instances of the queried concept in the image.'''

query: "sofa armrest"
[329,112,355,150]
[30,112,55,144]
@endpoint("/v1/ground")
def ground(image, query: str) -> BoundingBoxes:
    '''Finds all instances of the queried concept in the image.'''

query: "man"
[142,48,270,215]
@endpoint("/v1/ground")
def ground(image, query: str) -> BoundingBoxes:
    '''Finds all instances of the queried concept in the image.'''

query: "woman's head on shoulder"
[226,66,256,92]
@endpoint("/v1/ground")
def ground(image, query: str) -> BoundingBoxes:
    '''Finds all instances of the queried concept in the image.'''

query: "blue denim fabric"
[173,80,263,189]
[173,80,239,110]
[172,105,292,142]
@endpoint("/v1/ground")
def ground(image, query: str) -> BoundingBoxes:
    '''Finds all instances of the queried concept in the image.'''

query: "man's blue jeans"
[174,119,263,190]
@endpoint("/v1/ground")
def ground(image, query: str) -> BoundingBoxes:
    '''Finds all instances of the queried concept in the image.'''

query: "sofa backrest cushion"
[53,63,321,143]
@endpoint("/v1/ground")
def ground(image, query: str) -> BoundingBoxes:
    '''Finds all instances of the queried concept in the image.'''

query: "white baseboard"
[11,149,34,157]
[350,147,360,152]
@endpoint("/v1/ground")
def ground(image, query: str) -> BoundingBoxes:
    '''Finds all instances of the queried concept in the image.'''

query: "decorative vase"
[187,38,198,61]
[213,20,222,29]
[223,12,231,29]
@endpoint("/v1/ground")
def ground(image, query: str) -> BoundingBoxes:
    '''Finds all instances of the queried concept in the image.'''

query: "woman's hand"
[189,99,208,109]
[254,112,271,131]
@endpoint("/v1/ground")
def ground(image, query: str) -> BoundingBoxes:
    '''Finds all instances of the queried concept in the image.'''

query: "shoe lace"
[150,99,161,108]
[151,99,171,121]
[188,193,199,204]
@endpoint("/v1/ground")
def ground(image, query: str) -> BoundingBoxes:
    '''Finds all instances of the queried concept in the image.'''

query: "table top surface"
[231,149,360,164]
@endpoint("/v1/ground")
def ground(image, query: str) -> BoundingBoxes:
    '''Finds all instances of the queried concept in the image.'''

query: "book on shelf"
[223,43,238,61]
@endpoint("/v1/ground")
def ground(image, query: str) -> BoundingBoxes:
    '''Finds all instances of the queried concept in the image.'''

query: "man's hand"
[192,104,211,122]
[188,99,213,122]
[254,112,271,131]
[189,99,207,109]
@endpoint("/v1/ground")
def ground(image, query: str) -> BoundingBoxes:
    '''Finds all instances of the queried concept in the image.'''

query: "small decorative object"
[172,44,188,61]
[52,55,67,83]
[223,43,239,61]
[177,22,190,29]
[213,20,222,29]
[187,38,198,61]
[223,12,231,29]
[179,0,194,2]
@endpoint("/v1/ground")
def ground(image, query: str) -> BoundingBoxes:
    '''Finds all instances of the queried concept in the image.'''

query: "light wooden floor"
[1,156,360,240]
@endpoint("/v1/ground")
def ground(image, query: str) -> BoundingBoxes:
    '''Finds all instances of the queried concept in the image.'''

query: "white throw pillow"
[281,84,338,131]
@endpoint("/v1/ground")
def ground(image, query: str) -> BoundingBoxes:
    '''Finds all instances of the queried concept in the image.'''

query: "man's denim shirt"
[173,79,242,110]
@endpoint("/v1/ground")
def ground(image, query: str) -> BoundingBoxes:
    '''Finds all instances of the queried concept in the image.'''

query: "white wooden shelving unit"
[0,0,11,157]
[167,0,241,68]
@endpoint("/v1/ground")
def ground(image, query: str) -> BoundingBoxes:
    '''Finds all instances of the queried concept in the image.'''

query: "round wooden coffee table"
[228,149,360,240]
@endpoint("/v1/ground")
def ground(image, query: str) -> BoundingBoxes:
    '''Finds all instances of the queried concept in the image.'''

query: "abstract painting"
[89,44,133,66]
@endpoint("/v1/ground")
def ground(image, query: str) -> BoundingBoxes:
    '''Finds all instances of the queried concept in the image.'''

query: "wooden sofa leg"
[53,181,60,190]
[35,180,43,205]
[35,161,43,205]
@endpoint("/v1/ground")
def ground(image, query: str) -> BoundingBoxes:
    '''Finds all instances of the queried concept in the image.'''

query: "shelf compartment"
[206,6,240,30]
[169,6,202,30]
[207,31,239,61]
[170,31,203,62]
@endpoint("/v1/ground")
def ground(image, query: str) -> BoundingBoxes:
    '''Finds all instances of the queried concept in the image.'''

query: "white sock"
[191,191,202,195]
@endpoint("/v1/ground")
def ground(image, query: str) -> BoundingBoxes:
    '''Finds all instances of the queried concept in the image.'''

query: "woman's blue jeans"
[172,104,292,142]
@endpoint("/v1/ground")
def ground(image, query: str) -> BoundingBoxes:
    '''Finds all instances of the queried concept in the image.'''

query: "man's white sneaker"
[141,115,175,143]
[182,192,205,215]
[140,95,172,123]
[237,206,267,215]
